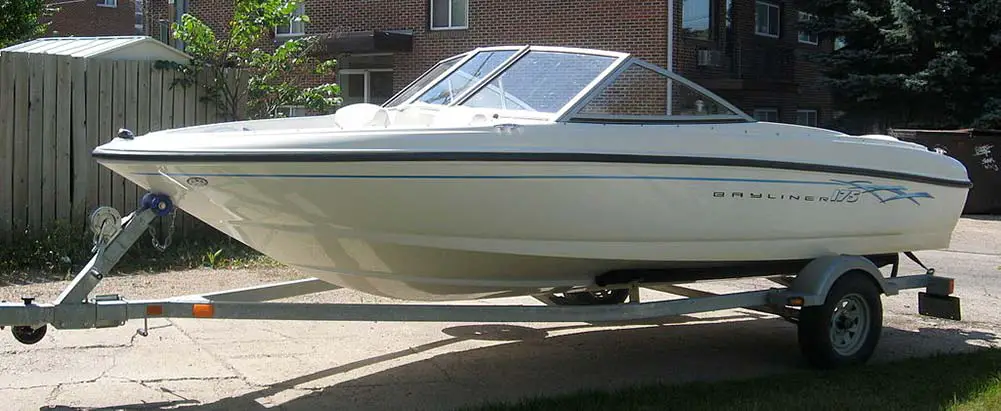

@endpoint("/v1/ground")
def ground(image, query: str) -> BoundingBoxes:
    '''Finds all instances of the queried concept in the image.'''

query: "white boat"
[92,45,971,302]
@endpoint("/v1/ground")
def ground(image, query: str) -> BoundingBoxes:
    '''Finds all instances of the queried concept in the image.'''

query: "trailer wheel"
[797,271,882,369]
[11,325,47,345]
[550,289,630,305]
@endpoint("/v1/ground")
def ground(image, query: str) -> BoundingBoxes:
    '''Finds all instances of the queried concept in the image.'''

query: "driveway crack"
[167,318,256,387]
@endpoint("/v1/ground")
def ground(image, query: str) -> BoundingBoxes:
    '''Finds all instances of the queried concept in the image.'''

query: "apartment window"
[753,108,779,122]
[431,0,468,30]
[97,0,117,7]
[796,109,819,126]
[134,0,144,34]
[797,12,818,45]
[276,3,306,36]
[755,1,780,38]
[682,0,712,40]
[340,69,395,106]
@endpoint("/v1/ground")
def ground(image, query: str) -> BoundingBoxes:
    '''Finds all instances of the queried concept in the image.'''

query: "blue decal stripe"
[132,172,843,186]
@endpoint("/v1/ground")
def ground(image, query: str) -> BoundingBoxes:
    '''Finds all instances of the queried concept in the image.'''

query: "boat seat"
[332,103,390,130]
[389,105,438,128]
[429,106,494,128]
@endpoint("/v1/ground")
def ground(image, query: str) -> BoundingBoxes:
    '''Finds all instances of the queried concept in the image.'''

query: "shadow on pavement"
[38,312,999,411]
[960,214,1001,222]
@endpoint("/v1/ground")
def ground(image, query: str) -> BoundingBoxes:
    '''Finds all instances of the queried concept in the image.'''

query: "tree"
[0,0,54,48]
[800,0,1001,131]
[167,0,341,121]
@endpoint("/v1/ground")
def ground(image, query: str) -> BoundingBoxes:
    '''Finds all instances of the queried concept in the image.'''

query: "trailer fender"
[777,255,895,307]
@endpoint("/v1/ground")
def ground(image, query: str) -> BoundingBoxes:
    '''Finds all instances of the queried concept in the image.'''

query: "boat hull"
[96,159,968,301]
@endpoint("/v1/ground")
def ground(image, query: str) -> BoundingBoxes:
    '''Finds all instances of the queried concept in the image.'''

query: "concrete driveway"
[2,217,999,410]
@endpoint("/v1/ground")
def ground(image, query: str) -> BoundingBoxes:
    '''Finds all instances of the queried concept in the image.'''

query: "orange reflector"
[787,297,805,307]
[192,304,215,318]
[146,305,163,316]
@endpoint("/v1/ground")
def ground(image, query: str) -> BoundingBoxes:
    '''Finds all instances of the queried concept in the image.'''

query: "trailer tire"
[11,325,47,345]
[797,270,882,369]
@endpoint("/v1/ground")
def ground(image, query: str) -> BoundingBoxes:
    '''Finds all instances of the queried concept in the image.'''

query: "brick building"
[143,0,839,127]
[44,0,142,37]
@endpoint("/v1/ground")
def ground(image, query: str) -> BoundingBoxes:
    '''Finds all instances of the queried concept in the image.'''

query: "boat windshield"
[461,51,618,113]
[412,50,518,106]
[383,55,464,107]
[382,46,750,122]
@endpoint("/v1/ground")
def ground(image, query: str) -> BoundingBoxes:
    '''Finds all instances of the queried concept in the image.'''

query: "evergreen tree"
[800,0,1001,131]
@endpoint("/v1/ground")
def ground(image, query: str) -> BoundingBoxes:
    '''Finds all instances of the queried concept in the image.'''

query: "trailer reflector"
[193,304,214,318]
[146,305,163,316]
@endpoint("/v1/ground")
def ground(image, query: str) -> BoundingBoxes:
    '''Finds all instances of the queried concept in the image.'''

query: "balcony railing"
[728,44,796,82]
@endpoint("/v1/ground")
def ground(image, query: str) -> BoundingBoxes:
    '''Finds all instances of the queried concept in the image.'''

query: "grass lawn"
[465,349,1001,411]
[0,222,279,286]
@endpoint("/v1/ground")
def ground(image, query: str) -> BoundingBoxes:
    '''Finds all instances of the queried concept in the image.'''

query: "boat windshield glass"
[383,55,464,107]
[413,50,518,106]
[461,51,617,113]
[574,62,744,119]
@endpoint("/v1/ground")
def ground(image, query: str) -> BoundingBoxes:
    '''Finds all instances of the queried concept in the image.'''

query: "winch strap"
[904,251,935,275]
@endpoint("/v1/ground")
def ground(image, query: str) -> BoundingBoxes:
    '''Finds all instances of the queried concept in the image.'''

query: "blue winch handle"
[141,193,174,216]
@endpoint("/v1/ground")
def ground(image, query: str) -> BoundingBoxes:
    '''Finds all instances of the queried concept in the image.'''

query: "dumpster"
[889,128,1001,214]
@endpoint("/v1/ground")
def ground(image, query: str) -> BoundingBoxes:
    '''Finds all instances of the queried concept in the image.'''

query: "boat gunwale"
[90,149,974,188]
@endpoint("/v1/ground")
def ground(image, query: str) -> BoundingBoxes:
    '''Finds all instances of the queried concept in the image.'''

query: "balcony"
[690,44,798,92]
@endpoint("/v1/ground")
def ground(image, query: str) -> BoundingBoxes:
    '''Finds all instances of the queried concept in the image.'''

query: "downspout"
[666,0,674,115]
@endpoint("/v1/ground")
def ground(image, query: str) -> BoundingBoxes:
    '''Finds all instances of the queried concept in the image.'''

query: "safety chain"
[148,207,177,252]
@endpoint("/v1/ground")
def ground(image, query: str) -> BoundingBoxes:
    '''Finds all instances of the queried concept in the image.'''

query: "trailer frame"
[0,194,963,369]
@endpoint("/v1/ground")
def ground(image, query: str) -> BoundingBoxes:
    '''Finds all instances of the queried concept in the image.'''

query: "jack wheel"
[797,271,882,369]
[12,325,47,345]
[550,288,630,305]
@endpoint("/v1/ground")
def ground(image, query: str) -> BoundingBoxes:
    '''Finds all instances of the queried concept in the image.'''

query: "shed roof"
[0,36,190,63]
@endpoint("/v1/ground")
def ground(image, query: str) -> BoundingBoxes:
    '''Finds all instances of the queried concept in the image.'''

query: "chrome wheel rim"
[829,293,870,356]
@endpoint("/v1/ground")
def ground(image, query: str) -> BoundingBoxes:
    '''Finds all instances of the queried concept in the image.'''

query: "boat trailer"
[0,194,963,369]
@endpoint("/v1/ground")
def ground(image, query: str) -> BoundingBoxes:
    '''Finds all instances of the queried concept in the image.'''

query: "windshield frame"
[452,46,630,119]
[382,45,530,109]
[381,52,470,108]
[558,58,753,123]
[381,45,751,123]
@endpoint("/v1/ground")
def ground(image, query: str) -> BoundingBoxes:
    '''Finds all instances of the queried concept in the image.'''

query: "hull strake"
[94,160,968,301]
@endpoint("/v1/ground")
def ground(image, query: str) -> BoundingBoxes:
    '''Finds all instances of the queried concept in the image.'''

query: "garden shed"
[0,36,234,241]
[1,36,192,62]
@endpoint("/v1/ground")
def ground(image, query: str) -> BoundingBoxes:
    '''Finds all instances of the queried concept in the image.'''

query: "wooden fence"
[0,52,244,242]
